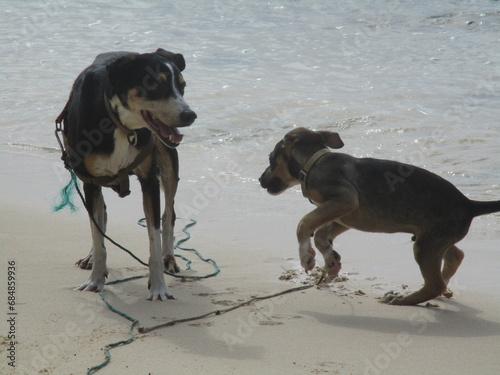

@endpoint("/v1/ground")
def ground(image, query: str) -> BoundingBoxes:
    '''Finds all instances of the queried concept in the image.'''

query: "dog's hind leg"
[75,184,108,292]
[383,236,449,305]
[441,245,465,298]
[158,146,180,273]
[140,171,173,301]
[314,221,349,277]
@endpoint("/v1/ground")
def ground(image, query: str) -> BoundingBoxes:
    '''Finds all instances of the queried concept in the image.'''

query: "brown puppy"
[259,128,500,305]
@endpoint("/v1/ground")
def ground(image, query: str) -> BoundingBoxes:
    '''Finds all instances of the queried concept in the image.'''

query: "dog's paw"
[442,288,454,298]
[75,267,107,292]
[324,250,342,277]
[163,255,180,273]
[147,287,174,301]
[380,291,417,305]
[300,246,316,272]
[75,255,93,270]
[379,291,402,305]
[75,278,105,293]
[147,276,174,301]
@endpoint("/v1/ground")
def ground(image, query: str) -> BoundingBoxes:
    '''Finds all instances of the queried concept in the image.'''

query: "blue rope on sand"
[138,218,221,279]
[86,293,138,375]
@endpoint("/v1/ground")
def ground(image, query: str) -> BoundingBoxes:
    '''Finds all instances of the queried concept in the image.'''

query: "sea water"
[1,1,499,276]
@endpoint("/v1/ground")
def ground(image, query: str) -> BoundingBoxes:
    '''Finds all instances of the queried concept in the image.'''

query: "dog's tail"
[469,200,500,218]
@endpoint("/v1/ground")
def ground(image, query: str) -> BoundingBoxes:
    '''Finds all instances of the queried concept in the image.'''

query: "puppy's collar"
[104,94,135,140]
[298,148,330,197]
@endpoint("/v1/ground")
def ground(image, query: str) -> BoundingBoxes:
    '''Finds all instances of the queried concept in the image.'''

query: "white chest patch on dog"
[89,131,141,176]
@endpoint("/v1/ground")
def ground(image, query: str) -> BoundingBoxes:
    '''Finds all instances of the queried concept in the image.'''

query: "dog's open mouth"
[141,110,183,147]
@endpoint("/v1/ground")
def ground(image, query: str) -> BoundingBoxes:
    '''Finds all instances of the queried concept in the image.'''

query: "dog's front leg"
[297,193,358,272]
[159,150,180,273]
[314,221,349,277]
[75,184,108,292]
[140,175,174,301]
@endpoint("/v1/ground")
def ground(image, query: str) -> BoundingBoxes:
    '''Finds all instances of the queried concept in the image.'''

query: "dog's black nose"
[180,109,197,124]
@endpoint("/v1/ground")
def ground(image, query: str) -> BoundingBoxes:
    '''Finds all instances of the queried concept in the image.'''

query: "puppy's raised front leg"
[314,221,349,277]
[75,183,108,292]
[297,190,358,272]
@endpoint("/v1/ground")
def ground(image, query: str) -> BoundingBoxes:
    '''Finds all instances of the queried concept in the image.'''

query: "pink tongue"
[159,125,183,143]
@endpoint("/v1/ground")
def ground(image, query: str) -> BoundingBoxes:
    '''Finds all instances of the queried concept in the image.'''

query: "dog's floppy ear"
[318,131,344,149]
[283,127,310,147]
[283,132,300,147]
[154,48,186,71]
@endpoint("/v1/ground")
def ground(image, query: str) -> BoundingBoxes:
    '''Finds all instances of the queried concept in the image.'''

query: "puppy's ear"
[283,127,310,147]
[283,133,300,147]
[318,131,344,149]
[107,54,137,86]
[154,48,186,71]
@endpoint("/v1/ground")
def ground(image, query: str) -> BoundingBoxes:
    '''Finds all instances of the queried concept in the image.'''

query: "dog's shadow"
[300,299,500,338]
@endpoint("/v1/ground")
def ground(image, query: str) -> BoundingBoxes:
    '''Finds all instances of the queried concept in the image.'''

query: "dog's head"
[106,48,197,148]
[259,128,344,195]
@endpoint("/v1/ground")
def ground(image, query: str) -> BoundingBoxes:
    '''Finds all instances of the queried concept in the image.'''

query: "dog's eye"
[179,82,186,95]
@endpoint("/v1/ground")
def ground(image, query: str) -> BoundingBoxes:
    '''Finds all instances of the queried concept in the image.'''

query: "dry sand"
[1,149,500,375]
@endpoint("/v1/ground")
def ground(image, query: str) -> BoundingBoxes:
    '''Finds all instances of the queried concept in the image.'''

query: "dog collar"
[298,148,330,197]
[104,94,134,137]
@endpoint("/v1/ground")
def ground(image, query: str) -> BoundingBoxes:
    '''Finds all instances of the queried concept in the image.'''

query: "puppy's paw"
[380,291,417,306]
[442,288,454,298]
[300,246,316,272]
[324,250,342,277]
[379,290,401,305]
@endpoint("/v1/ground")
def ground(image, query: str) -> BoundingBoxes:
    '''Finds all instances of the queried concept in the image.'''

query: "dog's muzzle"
[141,109,197,148]
[259,168,287,195]
[259,168,271,189]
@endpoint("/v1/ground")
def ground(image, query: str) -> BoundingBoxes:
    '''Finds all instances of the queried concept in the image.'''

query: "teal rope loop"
[174,219,220,279]
[137,218,221,279]
[86,293,138,375]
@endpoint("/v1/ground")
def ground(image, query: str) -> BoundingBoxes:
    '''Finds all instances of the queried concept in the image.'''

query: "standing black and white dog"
[58,48,196,300]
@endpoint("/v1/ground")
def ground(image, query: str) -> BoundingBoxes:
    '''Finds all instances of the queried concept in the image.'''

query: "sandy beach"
[2,148,500,375]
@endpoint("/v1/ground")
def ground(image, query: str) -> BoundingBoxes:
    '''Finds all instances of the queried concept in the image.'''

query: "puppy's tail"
[469,200,500,218]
